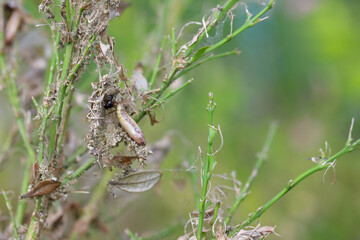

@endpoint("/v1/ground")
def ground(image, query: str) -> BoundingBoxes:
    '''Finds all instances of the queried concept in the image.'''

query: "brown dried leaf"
[3,3,23,46]
[191,208,214,219]
[104,155,138,169]
[19,179,61,199]
[147,111,159,125]
[113,155,138,165]
[108,170,162,193]
[234,224,280,240]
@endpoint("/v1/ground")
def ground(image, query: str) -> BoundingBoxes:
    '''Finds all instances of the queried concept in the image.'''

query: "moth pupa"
[116,103,146,145]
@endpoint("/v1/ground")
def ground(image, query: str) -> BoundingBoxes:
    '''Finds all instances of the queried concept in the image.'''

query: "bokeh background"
[1,0,360,239]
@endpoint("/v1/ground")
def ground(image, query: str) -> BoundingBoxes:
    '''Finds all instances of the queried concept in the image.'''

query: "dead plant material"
[19,179,61,199]
[107,170,162,193]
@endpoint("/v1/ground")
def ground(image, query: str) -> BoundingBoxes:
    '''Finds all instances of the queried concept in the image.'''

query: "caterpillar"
[116,103,146,145]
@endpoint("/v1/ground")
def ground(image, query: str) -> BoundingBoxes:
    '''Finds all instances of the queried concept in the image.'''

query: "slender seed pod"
[116,103,146,145]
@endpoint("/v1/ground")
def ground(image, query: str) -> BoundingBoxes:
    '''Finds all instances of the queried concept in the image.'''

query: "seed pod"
[19,179,61,200]
[116,103,146,145]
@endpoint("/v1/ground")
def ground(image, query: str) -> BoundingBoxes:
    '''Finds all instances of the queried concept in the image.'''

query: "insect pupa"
[116,103,146,145]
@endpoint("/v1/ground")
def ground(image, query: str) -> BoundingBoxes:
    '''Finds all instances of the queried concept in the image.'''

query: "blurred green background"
[1,0,360,239]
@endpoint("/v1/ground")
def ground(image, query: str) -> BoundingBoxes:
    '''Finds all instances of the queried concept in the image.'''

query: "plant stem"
[229,138,360,237]
[65,146,88,166]
[202,0,274,56]
[61,157,96,187]
[149,36,167,89]
[210,201,221,239]
[184,0,239,57]
[0,57,36,225]
[225,122,278,225]
[134,66,180,122]
[150,79,193,109]
[142,222,184,240]
[197,92,217,239]
[24,198,41,240]
[38,32,60,165]
[2,190,20,240]
[177,50,240,80]
[135,0,274,122]
[48,42,74,159]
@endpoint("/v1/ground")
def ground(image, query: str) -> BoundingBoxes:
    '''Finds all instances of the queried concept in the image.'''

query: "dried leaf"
[191,208,214,219]
[108,171,162,193]
[104,155,138,169]
[113,155,138,165]
[235,224,280,240]
[19,179,61,199]
[99,41,111,57]
[147,111,159,125]
[3,3,23,46]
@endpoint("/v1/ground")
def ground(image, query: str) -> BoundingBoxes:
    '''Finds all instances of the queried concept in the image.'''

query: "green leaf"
[192,46,210,62]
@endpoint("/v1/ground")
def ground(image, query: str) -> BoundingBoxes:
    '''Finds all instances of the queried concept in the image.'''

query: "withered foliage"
[19,179,61,199]
[86,73,150,172]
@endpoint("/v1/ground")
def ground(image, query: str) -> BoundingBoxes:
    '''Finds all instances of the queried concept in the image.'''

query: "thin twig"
[197,92,218,239]
[229,134,360,236]
[225,122,278,225]
[1,190,20,240]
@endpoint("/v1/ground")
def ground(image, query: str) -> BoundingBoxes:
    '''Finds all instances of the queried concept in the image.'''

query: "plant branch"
[229,136,360,236]
[150,78,193,109]
[184,0,239,57]
[38,31,60,165]
[0,57,36,225]
[149,36,167,89]
[177,50,241,80]
[2,190,20,240]
[225,122,278,225]
[195,0,274,61]
[197,92,217,239]
[61,157,96,187]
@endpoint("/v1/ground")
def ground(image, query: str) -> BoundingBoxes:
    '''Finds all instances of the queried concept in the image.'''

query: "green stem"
[142,222,184,240]
[149,37,167,89]
[38,32,60,165]
[202,0,274,57]
[177,50,240,80]
[150,79,193,109]
[48,42,74,158]
[229,138,360,236]
[0,58,36,225]
[26,32,96,240]
[134,0,273,123]
[197,93,217,239]
[2,190,20,240]
[225,122,278,225]
[61,158,96,187]
[68,34,96,80]
[184,0,239,57]
[210,201,221,239]
[134,67,179,122]
[65,146,88,166]
[24,198,41,240]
